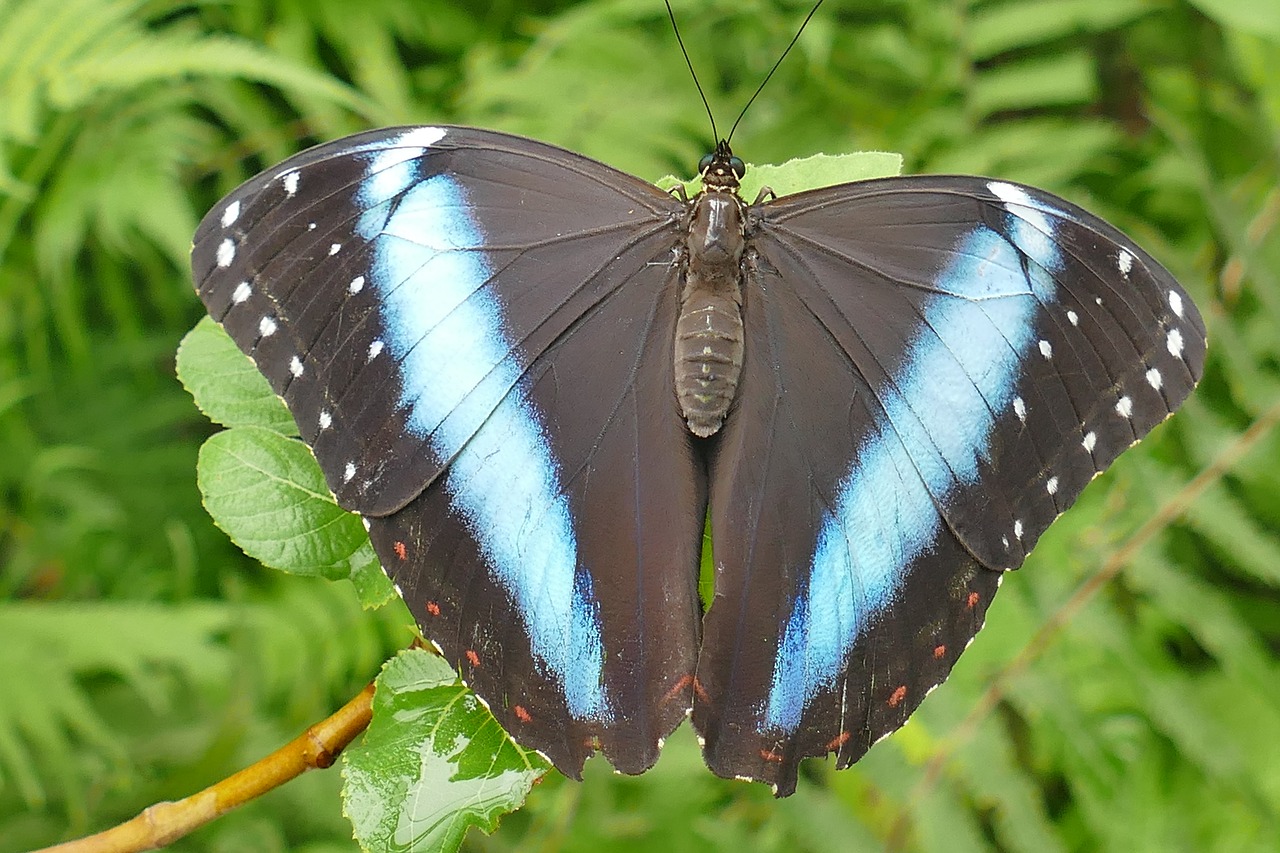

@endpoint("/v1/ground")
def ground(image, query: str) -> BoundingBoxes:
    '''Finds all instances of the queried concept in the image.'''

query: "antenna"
[665,0,824,146]
[665,0,719,143]
[727,0,825,144]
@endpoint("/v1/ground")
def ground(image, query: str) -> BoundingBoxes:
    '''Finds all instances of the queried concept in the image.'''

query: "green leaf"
[342,649,549,853]
[1187,0,1280,39]
[196,426,368,583]
[656,150,903,201]
[177,317,296,434]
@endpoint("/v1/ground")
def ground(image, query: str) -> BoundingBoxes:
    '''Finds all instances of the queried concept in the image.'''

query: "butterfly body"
[676,156,749,437]
[193,125,1204,795]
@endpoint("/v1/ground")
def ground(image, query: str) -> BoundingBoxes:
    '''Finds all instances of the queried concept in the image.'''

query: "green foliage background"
[1,0,1277,850]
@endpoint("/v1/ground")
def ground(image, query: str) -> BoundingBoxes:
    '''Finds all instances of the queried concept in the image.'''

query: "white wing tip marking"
[282,170,300,196]
[220,200,240,228]
[1118,248,1134,276]
[1169,290,1184,318]
[1013,396,1027,423]
[395,126,448,147]
[215,238,235,268]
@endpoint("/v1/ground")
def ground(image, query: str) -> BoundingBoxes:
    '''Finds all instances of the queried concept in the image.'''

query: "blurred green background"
[2,0,1278,850]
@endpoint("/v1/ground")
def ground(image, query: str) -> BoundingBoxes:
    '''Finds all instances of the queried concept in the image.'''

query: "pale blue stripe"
[766,188,1062,732]
[355,130,610,721]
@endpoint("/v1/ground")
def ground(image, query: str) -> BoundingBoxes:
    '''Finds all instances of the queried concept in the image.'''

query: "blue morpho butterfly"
[191,121,1205,795]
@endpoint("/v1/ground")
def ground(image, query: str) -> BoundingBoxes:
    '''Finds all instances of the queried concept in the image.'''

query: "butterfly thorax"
[675,145,749,438]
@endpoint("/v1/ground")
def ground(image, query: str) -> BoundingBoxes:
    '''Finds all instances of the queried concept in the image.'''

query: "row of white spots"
[221,200,240,228]
[1118,248,1134,277]
[1082,431,1097,453]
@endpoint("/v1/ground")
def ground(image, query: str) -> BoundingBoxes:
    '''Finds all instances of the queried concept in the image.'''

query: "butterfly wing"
[191,126,705,775]
[694,176,1205,793]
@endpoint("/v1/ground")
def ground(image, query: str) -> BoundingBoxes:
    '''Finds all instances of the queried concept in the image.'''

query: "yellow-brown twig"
[32,681,376,853]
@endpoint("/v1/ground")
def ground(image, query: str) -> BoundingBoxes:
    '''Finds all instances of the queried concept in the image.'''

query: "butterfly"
[191,124,1204,795]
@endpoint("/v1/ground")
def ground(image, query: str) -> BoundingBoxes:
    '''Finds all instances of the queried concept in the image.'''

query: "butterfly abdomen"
[675,191,748,437]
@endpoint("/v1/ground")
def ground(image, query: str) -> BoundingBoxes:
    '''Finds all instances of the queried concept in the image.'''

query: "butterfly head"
[698,140,745,192]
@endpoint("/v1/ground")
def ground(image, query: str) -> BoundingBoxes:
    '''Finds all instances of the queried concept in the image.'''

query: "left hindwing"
[695,176,1205,793]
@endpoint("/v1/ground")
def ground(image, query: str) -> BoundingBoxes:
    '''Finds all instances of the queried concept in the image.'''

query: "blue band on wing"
[765,184,1061,733]
[356,128,611,722]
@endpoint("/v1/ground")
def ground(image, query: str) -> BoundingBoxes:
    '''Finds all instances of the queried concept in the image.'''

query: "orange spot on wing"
[966,591,980,609]
[760,748,784,763]
[691,675,710,704]
[393,540,407,560]
[465,649,480,667]
[425,600,441,617]
[662,674,694,704]
[933,644,947,660]
[888,685,907,708]
[514,705,532,723]
[826,731,851,751]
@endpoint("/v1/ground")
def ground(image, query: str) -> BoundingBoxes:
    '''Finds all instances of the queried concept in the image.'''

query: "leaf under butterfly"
[341,649,549,853]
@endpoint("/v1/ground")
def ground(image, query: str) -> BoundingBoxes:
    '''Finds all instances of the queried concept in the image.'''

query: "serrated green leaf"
[196,426,365,581]
[177,317,296,434]
[656,150,903,201]
[342,649,548,853]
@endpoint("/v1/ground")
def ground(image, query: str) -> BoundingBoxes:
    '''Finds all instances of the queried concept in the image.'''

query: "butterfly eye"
[698,153,715,174]
[729,156,746,179]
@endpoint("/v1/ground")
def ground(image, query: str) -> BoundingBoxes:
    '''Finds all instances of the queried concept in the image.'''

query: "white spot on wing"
[1167,328,1184,358]
[343,461,356,483]
[318,410,332,430]
[1116,395,1133,418]
[1169,290,1184,318]
[349,275,366,294]
[1013,519,1024,540]
[231,281,252,304]
[282,170,300,196]
[1066,309,1079,326]
[1046,476,1059,495]
[1002,535,1010,549]
[367,339,384,361]
[1146,368,1162,389]
[1013,396,1027,423]
[329,242,342,256]
[289,356,304,378]
[1039,339,1053,359]
[1118,248,1134,276]
[1082,431,1097,453]
[259,316,277,337]
[216,238,235,268]
[221,200,240,228]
